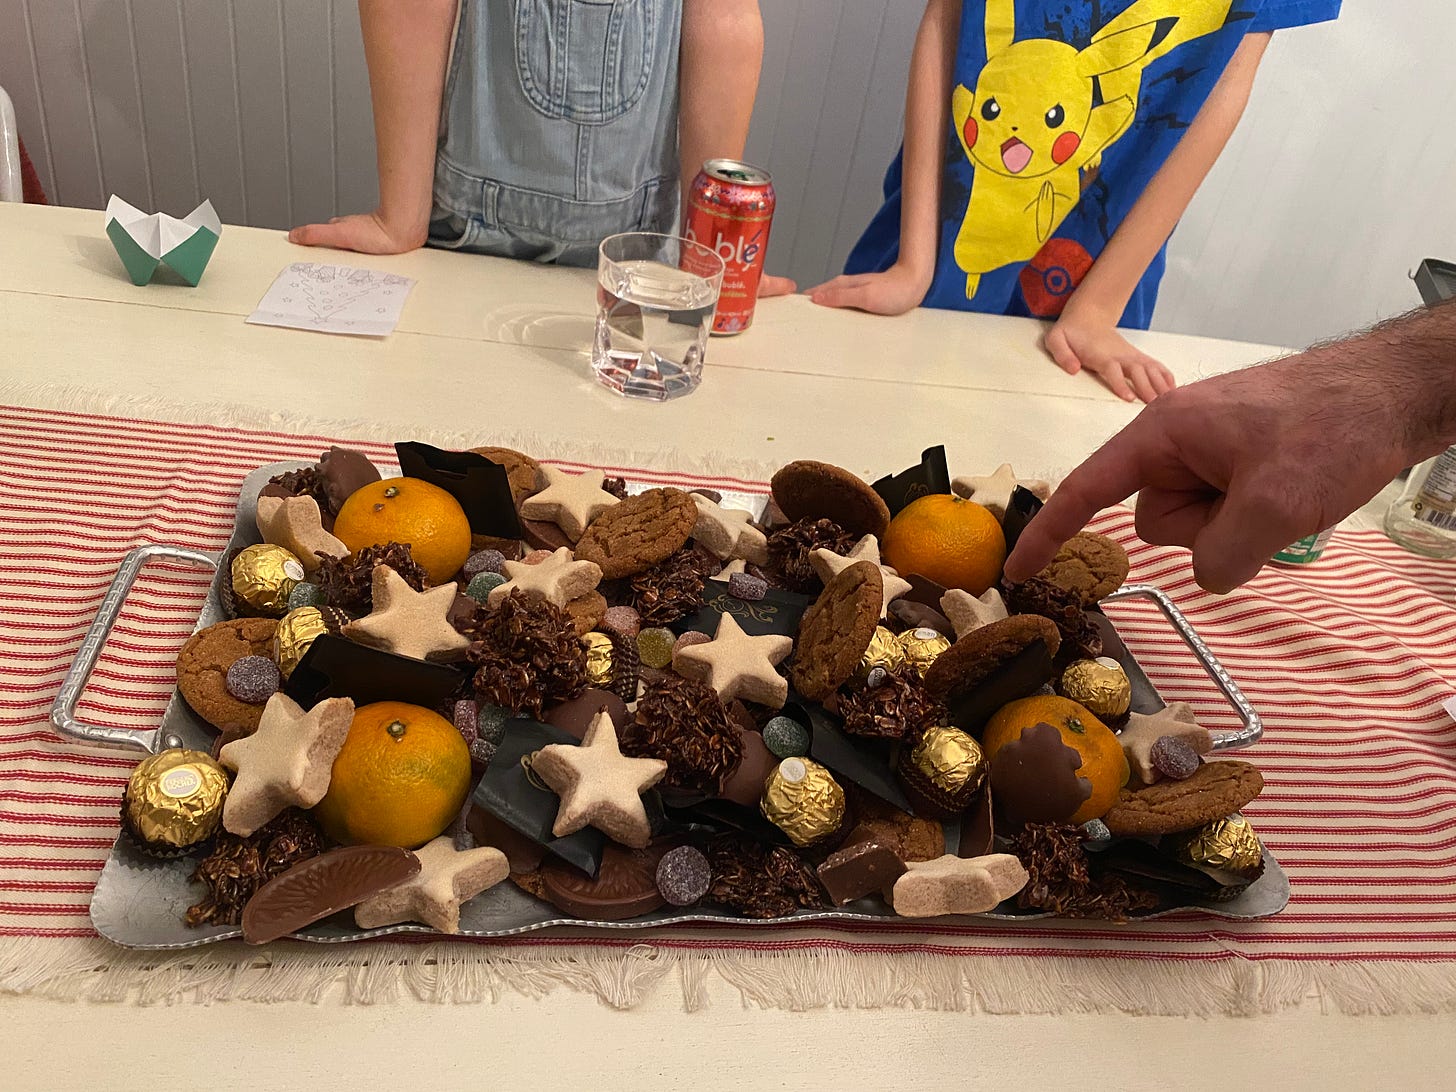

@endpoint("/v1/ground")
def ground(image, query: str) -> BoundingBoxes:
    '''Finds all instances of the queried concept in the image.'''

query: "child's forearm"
[1064,31,1271,322]
[897,0,962,283]
[359,0,457,238]
[679,0,763,210]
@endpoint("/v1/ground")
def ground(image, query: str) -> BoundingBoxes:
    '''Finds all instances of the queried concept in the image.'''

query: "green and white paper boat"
[104,196,221,287]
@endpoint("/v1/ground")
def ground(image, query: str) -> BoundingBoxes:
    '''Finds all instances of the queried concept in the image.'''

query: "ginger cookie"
[176,617,281,737]
[846,789,945,862]
[790,560,883,701]
[771,460,891,539]
[1035,531,1130,606]
[573,488,698,579]
[923,615,1061,700]
[1103,759,1264,837]
[564,590,609,636]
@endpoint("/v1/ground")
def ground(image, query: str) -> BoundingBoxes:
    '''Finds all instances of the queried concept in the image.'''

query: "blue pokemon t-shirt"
[845,1,1341,327]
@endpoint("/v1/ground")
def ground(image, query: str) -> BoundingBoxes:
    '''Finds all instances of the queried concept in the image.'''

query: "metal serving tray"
[59,464,1287,951]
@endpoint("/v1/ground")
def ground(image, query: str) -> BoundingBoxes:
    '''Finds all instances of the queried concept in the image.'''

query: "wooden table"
[1,203,1440,1092]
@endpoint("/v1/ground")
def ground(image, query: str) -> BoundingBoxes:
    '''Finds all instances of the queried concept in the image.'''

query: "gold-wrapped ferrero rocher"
[854,625,905,683]
[896,725,986,818]
[231,543,305,616]
[1167,814,1264,877]
[895,627,952,678]
[122,749,229,852]
[274,605,343,679]
[582,631,616,687]
[1059,656,1131,719]
[760,757,846,847]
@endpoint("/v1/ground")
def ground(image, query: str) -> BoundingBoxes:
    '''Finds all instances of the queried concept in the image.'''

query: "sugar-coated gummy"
[286,581,327,610]
[727,572,768,601]
[453,699,479,745]
[465,571,508,602]
[1080,818,1112,843]
[655,845,712,906]
[463,549,506,577]
[637,627,676,669]
[601,605,641,639]
[762,716,812,759]
[672,630,711,656]
[1150,734,1201,780]
[225,655,281,705]
[476,704,512,746]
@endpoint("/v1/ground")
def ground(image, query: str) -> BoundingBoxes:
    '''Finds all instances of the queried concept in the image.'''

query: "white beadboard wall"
[1,0,1451,349]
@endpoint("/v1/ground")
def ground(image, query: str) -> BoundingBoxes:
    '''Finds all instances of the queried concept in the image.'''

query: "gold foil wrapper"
[1059,657,1131,719]
[909,725,986,795]
[123,749,229,849]
[895,627,951,678]
[274,606,333,679]
[232,543,305,616]
[1168,814,1264,876]
[760,757,846,847]
[854,626,905,683]
[582,631,616,687]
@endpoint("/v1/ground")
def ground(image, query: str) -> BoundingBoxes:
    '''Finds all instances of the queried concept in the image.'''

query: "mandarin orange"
[332,477,471,585]
[880,494,1006,594]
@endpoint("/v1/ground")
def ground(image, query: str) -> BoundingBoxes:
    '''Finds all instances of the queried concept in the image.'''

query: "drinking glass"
[592,232,724,401]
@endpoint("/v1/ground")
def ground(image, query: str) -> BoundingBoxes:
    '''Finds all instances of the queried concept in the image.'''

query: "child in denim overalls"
[291,0,777,273]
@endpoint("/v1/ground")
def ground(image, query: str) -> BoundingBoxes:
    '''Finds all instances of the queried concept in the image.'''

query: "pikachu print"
[950,0,1233,300]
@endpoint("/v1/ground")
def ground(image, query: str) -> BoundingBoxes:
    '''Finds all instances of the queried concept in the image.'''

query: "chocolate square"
[394,441,522,539]
[470,718,606,878]
[872,446,951,516]
[816,841,906,906]
[284,635,466,710]
[670,583,810,639]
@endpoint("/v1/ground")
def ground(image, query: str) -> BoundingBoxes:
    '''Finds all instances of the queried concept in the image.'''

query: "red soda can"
[683,159,776,335]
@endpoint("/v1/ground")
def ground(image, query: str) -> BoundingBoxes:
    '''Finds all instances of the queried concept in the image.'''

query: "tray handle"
[1102,583,1262,751]
[52,544,220,755]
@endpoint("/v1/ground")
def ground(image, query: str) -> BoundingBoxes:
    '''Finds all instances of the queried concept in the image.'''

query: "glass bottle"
[1384,448,1456,558]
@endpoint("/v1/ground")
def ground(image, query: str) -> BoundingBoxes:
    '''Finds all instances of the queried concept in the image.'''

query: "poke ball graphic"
[1019,238,1094,318]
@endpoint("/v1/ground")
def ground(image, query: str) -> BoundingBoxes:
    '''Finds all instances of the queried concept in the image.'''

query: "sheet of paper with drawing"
[247,262,417,337]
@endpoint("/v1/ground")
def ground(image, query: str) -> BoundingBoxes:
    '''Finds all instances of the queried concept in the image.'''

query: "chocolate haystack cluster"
[266,466,331,511]
[836,666,947,740]
[315,542,430,613]
[463,591,588,718]
[1004,576,1103,666]
[1008,823,1160,922]
[624,547,715,626]
[766,517,856,593]
[186,810,325,927]
[704,835,824,919]
[623,675,741,792]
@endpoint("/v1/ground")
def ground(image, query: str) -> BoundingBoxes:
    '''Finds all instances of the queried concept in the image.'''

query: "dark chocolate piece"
[537,843,668,921]
[871,445,951,517]
[241,845,420,944]
[887,599,955,638]
[944,639,1055,733]
[395,441,522,539]
[990,721,1091,828]
[957,784,996,859]
[465,805,546,873]
[317,446,381,515]
[901,573,949,610]
[469,718,607,877]
[999,486,1046,552]
[544,688,632,740]
[816,841,906,906]
[670,582,811,640]
[718,722,779,807]
[284,634,466,710]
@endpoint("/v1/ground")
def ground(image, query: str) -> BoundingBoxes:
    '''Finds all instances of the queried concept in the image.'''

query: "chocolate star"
[519,467,619,540]
[353,835,509,934]
[672,611,793,709]
[531,710,667,848]
[951,464,1051,521]
[1118,702,1213,784]
[940,587,1009,638]
[218,693,354,836]
[691,494,769,564]
[810,535,912,618]
[487,546,601,609]
[342,566,470,662]
[890,853,1028,917]
[254,494,347,573]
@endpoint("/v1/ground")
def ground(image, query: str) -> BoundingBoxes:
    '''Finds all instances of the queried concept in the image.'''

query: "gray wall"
[2,1,1451,348]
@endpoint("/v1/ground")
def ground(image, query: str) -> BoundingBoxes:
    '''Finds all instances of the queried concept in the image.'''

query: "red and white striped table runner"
[5,405,1456,1007]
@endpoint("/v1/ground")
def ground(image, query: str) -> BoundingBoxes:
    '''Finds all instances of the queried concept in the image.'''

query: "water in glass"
[593,259,718,401]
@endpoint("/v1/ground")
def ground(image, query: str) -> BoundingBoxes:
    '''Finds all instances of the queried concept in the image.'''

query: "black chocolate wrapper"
[470,718,607,878]
[395,441,523,539]
[671,583,810,639]
[1090,612,1162,717]
[944,639,1056,733]
[901,573,949,610]
[871,446,951,517]
[1087,838,1253,902]
[999,486,1045,550]
[660,799,790,844]
[285,634,466,710]
[797,698,914,813]
[955,784,995,858]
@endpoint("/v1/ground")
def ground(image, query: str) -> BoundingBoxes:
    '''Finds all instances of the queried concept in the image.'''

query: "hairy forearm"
[1066,31,1271,321]
[680,0,763,211]
[359,0,457,235]
[896,0,960,281]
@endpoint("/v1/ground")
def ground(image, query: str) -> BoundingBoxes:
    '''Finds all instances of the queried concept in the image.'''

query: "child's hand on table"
[805,263,931,315]
[1044,301,1177,404]
[288,210,427,256]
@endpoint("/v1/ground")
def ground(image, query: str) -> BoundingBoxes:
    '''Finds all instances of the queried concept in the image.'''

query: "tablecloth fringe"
[6,936,1456,1015]
[0,382,789,486]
